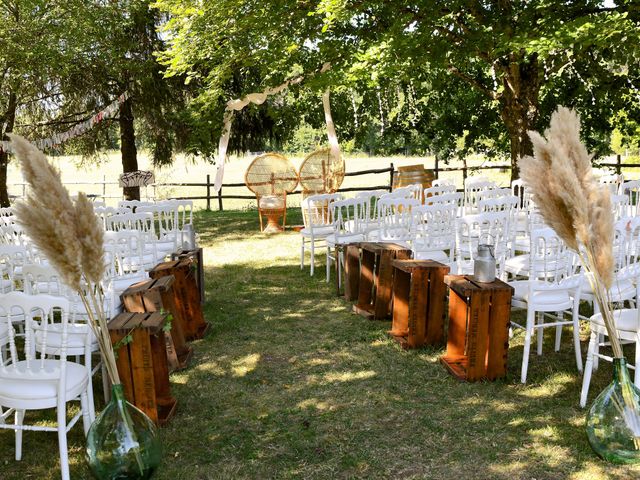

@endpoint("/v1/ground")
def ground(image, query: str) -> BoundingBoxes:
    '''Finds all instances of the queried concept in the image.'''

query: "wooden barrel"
[392,164,434,191]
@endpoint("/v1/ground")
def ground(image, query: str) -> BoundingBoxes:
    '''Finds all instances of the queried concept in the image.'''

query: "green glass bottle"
[86,384,162,479]
[586,358,640,464]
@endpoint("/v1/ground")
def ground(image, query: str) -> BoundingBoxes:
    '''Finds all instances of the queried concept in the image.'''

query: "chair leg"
[580,331,597,408]
[635,334,640,387]
[57,400,71,480]
[572,305,583,372]
[536,312,544,356]
[81,390,92,435]
[14,409,25,461]
[521,308,535,384]
[326,247,331,282]
[554,311,563,352]
[593,333,601,371]
[300,239,305,270]
[310,241,315,276]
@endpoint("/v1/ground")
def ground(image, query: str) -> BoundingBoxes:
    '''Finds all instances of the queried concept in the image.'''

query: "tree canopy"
[154,0,640,177]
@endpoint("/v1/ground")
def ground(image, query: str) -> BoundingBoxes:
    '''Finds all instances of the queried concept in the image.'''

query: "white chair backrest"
[528,228,577,287]
[377,197,420,243]
[106,212,157,239]
[0,292,73,379]
[432,178,455,187]
[424,184,456,199]
[118,200,155,210]
[22,264,67,296]
[455,210,509,275]
[611,194,630,220]
[354,190,386,224]
[331,197,369,240]
[599,173,623,195]
[0,206,13,217]
[137,204,179,241]
[103,229,147,274]
[477,188,512,203]
[387,183,422,201]
[621,180,640,217]
[411,204,457,257]
[302,193,343,229]
[464,180,497,214]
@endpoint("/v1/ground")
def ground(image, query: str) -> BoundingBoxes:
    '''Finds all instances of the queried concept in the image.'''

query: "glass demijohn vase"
[86,384,162,479]
[586,358,640,464]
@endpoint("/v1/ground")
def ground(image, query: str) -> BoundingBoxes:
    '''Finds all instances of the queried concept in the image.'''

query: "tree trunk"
[118,97,140,200]
[499,53,541,182]
[0,92,18,207]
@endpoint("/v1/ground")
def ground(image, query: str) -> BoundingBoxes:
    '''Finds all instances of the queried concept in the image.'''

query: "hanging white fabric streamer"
[213,65,334,192]
[322,89,341,161]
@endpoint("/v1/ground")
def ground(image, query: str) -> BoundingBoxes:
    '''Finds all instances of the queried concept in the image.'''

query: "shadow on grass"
[162,258,639,479]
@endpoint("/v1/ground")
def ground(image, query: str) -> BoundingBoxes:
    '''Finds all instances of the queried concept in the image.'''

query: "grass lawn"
[2,208,640,479]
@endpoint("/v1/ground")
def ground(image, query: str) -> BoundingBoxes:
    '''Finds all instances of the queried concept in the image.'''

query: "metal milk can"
[474,244,496,283]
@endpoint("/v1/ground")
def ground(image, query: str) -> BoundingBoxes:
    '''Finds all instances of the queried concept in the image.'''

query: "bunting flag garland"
[0,92,129,154]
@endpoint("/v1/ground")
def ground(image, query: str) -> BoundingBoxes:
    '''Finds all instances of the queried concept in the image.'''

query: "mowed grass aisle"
[2,209,640,479]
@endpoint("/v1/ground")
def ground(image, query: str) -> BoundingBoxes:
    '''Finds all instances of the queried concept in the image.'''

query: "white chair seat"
[413,250,449,263]
[110,274,148,294]
[35,324,97,353]
[0,359,88,403]
[510,280,572,307]
[592,309,640,332]
[581,276,636,301]
[504,254,529,276]
[326,233,365,246]
[300,225,334,238]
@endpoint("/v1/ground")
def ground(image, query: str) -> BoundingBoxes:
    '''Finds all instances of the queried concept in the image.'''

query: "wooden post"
[102,174,106,200]
[389,162,394,191]
[434,155,439,180]
[206,174,211,211]
[218,185,223,211]
[617,154,622,175]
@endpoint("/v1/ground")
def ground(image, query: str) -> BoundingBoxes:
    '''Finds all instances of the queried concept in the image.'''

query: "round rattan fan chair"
[299,147,345,196]
[245,153,299,232]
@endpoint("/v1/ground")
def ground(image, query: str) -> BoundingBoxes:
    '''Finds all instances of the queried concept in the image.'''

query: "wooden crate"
[108,312,178,425]
[440,275,514,381]
[337,243,361,301]
[149,259,210,340]
[171,247,205,305]
[120,276,193,371]
[389,260,449,349]
[353,242,412,320]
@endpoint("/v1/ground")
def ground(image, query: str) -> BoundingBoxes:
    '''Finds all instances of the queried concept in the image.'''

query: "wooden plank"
[445,288,468,358]
[129,327,158,424]
[357,249,375,309]
[374,250,394,319]
[390,268,410,337]
[343,244,360,302]
[486,287,513,380]
[407,269,427,348]
[425,264,449,345]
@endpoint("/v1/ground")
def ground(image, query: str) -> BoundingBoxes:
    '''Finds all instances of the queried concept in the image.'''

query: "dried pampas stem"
[8,133,120,386]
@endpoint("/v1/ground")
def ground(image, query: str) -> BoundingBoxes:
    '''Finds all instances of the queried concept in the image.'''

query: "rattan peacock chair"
[298,147,345,196]
[245,153,299,232]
